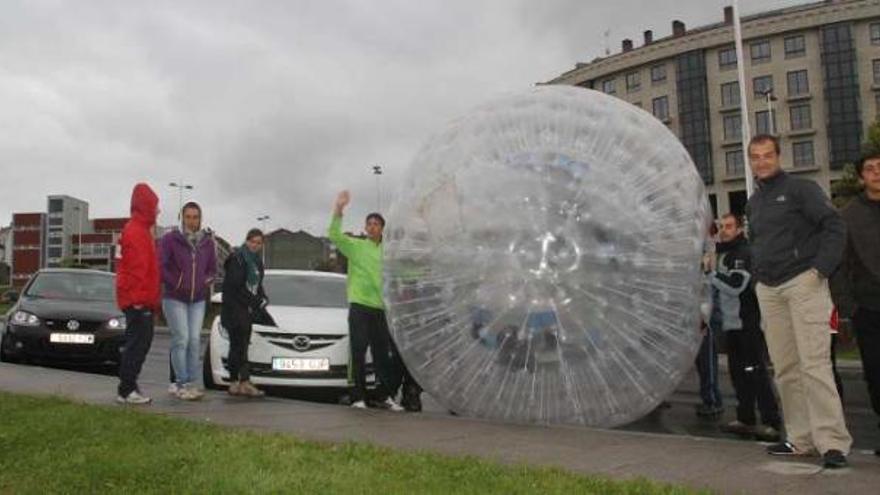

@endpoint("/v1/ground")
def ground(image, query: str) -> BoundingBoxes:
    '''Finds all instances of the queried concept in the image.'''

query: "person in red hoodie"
[116,183,161,405]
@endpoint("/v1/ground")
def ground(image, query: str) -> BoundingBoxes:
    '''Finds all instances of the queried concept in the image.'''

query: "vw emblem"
[292,335,311,351]
[67,320,80,331]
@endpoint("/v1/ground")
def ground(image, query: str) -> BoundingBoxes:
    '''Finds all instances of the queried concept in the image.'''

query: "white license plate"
[272,357,329,372]
[50,333,95,345]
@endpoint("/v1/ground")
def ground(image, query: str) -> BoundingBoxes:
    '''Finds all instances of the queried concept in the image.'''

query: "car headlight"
[11,310,41,327]
[107,316,127,330]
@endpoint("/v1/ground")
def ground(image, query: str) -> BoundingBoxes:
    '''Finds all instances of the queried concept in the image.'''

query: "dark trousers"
[227,321,252,382]
[726,328,781,427]
[118,308,155,397]
[831,333,845,401]
[348,304,395,403]
[854,308,880,420]
[696,325,722,408]
[388,337,422,398]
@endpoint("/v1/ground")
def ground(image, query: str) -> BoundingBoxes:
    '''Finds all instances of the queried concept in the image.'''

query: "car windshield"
[263,274,347,308]
[25,272,115,302]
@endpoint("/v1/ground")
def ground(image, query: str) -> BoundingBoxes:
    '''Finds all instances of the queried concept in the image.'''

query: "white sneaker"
[168,383,181,396]
[383,397,404,412]
[116,391,152,405]
[350,400,367,409]
[177,384,203,401]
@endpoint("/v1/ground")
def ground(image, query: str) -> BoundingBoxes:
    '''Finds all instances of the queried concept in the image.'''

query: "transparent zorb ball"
[384,86,711,427]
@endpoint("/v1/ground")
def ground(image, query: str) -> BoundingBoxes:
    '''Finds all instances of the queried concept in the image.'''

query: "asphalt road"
[6,328,880,451]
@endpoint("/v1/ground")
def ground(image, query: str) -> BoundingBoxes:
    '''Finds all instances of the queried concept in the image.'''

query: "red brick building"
[11,213,46,288]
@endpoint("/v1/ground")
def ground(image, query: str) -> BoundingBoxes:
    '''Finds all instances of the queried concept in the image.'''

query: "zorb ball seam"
[384,85,710,427]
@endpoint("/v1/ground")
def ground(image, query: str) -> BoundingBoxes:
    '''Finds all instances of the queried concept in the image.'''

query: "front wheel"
[0,335,21,364]
[202,345,223,390]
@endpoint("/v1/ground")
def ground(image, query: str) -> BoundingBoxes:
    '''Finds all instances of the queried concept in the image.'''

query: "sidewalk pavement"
[1,363,878,495]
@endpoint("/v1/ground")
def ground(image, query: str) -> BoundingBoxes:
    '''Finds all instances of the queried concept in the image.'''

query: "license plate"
[272,357,329,371]
[50,333,95,344]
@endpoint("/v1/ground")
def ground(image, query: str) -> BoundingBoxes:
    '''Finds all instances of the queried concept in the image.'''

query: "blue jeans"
[162,298,206,386]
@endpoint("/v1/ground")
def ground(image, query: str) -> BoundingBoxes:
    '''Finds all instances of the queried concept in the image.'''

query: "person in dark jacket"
[832,150,880,457]
[221,228,269,398]
[160,202,217,401]
[696,222,723,419]
[711,213,781,441]
[115,183,161,405]
[745,134,851,469]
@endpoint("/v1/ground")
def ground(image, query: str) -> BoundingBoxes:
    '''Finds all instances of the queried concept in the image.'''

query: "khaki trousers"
[756,270,852,454]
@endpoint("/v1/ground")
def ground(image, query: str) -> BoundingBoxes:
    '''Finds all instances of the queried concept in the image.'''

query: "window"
[787,70,809,96]
[750,40,771,63]
[718,46,737,69]
[871,23,880,45]
[726,149,744,177]
[48,199,63,213]
[652,96,669,121]
[790,104,812,130]
[48,247,63,259]
[792,141,815,168]
[651,64,667,83]
[784,35,806,58]
[48,237,63,246]
[626,71,641,92]
[721,81,740,107]
[755,110,776,135]
[48,217,64,226]
[753,75,773,97]
[723,114,742,140]
[874,59,880,84]
[602,79,616,94]
[876,93,880,114]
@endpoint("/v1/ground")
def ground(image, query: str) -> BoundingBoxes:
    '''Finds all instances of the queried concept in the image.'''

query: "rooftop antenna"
[603,29,611,56]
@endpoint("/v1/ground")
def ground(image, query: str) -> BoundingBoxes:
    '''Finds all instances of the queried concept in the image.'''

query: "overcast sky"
[0,0,804,242]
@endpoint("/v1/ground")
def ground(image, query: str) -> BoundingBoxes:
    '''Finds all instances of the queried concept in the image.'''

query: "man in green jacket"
[329,190,404,411]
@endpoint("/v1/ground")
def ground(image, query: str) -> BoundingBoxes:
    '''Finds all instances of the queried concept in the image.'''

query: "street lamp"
[763,89,778,136]
[73,205,84,265]
[168,181,194,221]
[372,165,383,211]
[257,215,270,264]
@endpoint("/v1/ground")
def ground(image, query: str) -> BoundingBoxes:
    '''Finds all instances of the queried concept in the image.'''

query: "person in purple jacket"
[160,201,217,400]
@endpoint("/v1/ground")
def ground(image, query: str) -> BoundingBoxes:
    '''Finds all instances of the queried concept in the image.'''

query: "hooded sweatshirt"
[116,183,161,311]
[159,206,217,303]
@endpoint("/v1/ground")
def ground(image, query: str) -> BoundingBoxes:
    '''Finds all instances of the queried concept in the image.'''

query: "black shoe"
[822,450,848,469]
[720,420,754,437]
[695,403,723,418]
[874,448,880,457]
[766,441,801,456]
[401,391,422,412]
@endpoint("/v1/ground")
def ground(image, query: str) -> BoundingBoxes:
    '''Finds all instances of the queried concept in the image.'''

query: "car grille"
[255,332,345,353]
[42,319,102,332]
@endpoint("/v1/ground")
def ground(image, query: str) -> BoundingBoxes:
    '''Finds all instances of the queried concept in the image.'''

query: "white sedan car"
[204,270,371,390]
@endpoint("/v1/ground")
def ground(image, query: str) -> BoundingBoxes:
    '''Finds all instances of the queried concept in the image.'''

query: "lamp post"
[732,0,754,198]
[763,89,778,135]
[372,165,383,211]
[73,205,83,265]
[168,181,194,221]
[257,215,270,264]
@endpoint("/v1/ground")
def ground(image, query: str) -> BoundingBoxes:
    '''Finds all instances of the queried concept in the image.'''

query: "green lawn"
[0,392,705,495]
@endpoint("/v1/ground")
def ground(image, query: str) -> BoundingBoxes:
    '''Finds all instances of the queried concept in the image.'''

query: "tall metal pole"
[257,215,270,265]
[372,165,383,211]
[169,182,194,222]
[733,0,754,198]
[75,206,83,265]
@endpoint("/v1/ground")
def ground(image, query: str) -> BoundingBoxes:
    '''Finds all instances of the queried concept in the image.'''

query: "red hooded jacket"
[116,183,161,311]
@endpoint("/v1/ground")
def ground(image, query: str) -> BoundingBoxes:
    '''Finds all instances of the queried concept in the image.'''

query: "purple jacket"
[159,229,217,303]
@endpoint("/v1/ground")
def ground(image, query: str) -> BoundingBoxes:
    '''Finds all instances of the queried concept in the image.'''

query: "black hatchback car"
[1,269,127,365]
